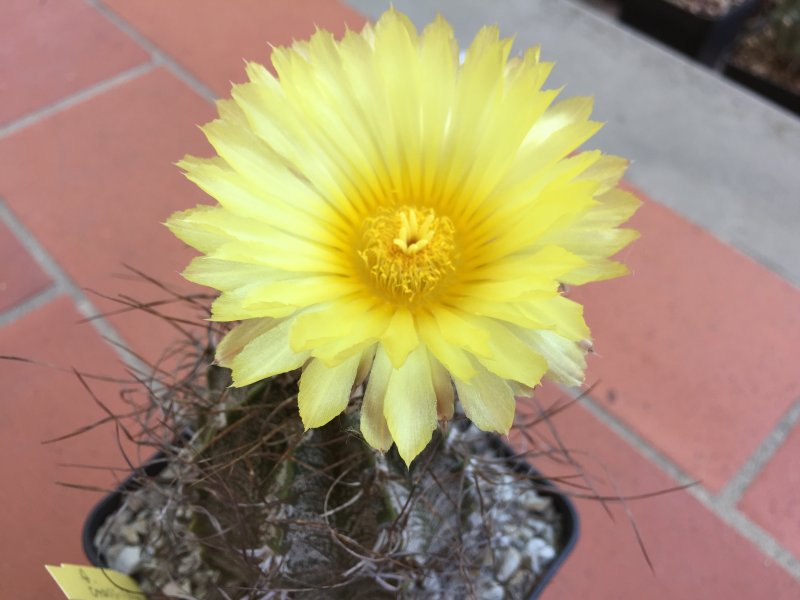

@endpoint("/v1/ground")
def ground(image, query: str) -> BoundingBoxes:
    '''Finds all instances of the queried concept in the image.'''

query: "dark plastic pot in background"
[723,62,800,116]
[84,438,580,599]
[620,0,762,66]
[82,451,171,567]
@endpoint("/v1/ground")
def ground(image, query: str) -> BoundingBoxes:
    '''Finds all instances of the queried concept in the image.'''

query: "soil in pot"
[620,0,762,66]
[664,0,754,18]
[725,0,800,114]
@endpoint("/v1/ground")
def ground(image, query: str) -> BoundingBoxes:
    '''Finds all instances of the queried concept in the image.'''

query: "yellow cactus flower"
[166,9,640,465]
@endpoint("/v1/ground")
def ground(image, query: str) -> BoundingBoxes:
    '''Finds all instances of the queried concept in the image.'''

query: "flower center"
[359,205,457,303]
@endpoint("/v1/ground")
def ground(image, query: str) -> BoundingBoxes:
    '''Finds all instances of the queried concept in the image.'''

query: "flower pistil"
[359,205,457,303]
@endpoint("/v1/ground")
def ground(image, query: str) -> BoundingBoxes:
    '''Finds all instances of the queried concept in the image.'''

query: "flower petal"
[520,329,587,387]
[216,319,275,367]
[429,306,491,358]
[561,257,632,285]
[429,353,454,420]
[298,352,361,428]
[381,308,419,368]
[229,317,310,386]
[166,205,229,254]
[183,256,296,292]
[417,310,476,381]
[290,299,391,352]
[178,155,341,242]
[576,154,629,195]
[455,367,516,434]
[467,316,548,388]
[384,345,437,465]
[210,286,296,321]
[360,346,393,451]
[527,295,591,342]
[355,344,377,387]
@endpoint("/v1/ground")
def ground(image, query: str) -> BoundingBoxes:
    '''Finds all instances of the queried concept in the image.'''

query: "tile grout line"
[0,62,156,139]
[84,0,218,104]
[562,385,699,487]
[692,486,800,581]
[716,397,800,507]
[1,0,218,140]
[566,387,800,582]
[0,285,64,328]
[0,200,147,376]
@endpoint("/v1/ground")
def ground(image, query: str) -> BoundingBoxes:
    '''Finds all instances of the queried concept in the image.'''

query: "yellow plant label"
[46,564,144,599]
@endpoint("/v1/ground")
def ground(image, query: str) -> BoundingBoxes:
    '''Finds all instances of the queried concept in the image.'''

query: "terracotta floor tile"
[101,0,365,96]
[0,0,148,125]
[0,68,217,363]
[738,422,800,560]
[0,220,51,313]
[513,382,800,599]
[568,193,800,491]
[0,297,148,597]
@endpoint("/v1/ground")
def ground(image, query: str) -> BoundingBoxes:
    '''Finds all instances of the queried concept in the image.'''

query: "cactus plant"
[729,0,800,94]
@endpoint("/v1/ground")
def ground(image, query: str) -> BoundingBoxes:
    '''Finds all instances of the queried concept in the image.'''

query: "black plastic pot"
[724,62,800,115]
[82,451,171,568]
[84,438,579,599]
[620,0,762,66]
[491,437,581,598]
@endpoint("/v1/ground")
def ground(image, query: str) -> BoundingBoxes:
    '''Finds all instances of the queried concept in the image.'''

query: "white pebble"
[422,573,442,594]
[496,548,522,582]
[518,490,551,512]
[468,512,484,529]
[525,537,557,572]
[118,524,139,545]
[110,545,142,574]
[478,581,505,600]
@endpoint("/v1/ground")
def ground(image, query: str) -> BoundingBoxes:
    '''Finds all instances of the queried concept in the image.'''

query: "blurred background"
[1,0,798,597]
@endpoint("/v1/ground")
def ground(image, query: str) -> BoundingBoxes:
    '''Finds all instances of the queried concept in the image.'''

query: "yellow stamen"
[359,206,457,303]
